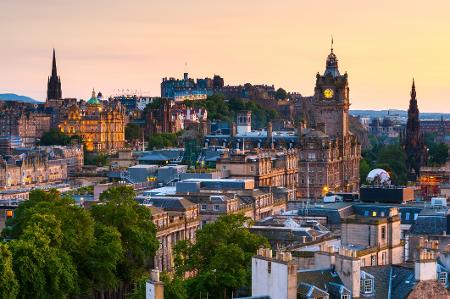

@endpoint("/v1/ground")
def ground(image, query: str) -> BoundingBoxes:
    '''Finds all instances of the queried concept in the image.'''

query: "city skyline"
[1,0,450,112]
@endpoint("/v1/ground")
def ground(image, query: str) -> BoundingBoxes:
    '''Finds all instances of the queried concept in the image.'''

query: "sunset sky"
[0,0,449,111]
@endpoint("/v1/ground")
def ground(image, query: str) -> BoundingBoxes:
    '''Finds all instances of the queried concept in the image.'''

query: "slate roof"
[141,196,197,211]
[297,268,345,298]
[409,208,448,235]
[360,265,415,299]
[297,282,329,298]
[139,149,184,162]
[297,202,354,225]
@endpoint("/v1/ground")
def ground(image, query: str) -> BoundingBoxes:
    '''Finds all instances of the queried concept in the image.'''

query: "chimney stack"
[415,249,437,281]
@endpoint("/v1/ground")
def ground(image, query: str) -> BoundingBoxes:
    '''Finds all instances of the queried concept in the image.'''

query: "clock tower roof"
[324,45,341,78]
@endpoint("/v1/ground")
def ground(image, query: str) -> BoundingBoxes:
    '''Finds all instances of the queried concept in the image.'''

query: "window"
[372,211,377,217]
[202,220,207,226]
[341,295,350,299]
[213,205,220,211]
[405,213,410,221]
[414,213,418,220]
[201,204,207,211]
[268,261,271,273]
[381,226,386,239]
[364,210,369,217]
[439,272,448,285]
[361,278,373,294]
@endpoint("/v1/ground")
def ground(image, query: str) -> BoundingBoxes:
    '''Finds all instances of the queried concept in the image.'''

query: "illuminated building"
[59,90,127,152]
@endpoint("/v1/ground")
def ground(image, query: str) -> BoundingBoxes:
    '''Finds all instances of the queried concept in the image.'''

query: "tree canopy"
[185,94,279,129]
[148,132,179,150]
[1,186,158,298]
[39,128,81,146]
[275,88,287,100]
[172,214,269,298]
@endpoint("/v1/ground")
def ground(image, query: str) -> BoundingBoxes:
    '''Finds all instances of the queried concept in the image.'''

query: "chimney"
[415,250,437,281]
[252,248,297,299]
[146,269,164,299]
[335,251,361,298]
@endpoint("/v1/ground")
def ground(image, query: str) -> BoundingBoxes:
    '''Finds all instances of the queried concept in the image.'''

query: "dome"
[367,168,391,185]
[324,48,341,78]
[87,89,101,105]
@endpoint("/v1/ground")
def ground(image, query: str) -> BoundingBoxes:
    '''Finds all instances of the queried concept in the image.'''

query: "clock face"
[323,88,334,99]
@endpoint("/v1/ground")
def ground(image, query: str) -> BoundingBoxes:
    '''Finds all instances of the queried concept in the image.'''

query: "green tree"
[275,88,287,100]
[2,189,124,297]
[148,132,178,149]
[125,123,142,141]
[360,158,371,185]
[160,272,188,299]
[375,144,408,185]
[9,216,78,298]
[91,186,159,283]
[174,214,269,298]
[428,142,448,166]
[0,243,19,299]
[40,128,81,146]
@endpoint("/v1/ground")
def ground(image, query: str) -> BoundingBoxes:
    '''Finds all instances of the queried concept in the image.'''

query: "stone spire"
[405,79,424,177]
[52,48,58,77]
[47,49,62,100]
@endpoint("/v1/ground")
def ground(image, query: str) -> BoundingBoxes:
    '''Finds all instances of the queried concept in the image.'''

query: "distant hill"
[350,109,450,120]
[0,93,41,104]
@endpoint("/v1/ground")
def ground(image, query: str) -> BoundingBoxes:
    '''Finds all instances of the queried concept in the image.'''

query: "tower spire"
[52,48,58,77]
[47,48,62,100]
[411,78,416,100]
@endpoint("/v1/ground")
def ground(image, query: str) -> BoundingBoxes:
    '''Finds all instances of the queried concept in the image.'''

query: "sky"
[0,0,449,112]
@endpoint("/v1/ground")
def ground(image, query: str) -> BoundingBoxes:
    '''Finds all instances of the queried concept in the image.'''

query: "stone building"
[58,90,127,152]
[297,45,361,198]
[145,197,200,272]
[0,102,51,148]
[216,149,298,189]
[0,152,67,189]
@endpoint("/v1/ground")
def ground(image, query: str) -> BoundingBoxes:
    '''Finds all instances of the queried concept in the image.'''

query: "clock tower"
[311,45,350,138]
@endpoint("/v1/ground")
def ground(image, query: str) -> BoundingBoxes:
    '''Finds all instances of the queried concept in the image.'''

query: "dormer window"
[341,295,350,299]
[439,272,448,285]
[361,278,374,294]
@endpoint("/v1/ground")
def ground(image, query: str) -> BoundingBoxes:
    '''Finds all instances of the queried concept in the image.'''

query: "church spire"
[47,49,62,100]
[52,48,58,77]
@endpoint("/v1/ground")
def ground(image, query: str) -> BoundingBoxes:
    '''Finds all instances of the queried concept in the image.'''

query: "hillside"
[0,93,41,104]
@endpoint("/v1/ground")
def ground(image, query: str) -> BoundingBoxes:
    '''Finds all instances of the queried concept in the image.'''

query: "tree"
[0,243,19,299]
[125,123,141,141]
[9,216,78,298]
[360,158,371,185]
[91,186,159,283]
[40,128,81,146]
[275,88,287,100]
[148,132,178,150]
[160,272,188,299]
[174,214,269,298]
[375,144,408,185]
[428,142,448,166]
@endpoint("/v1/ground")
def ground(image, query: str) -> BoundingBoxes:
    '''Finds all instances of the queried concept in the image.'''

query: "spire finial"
[331,35,334,53]
[92,88,96,98]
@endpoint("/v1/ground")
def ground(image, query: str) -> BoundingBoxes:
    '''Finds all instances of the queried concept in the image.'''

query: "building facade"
[58,90,127,152]
[297,46,361,198]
